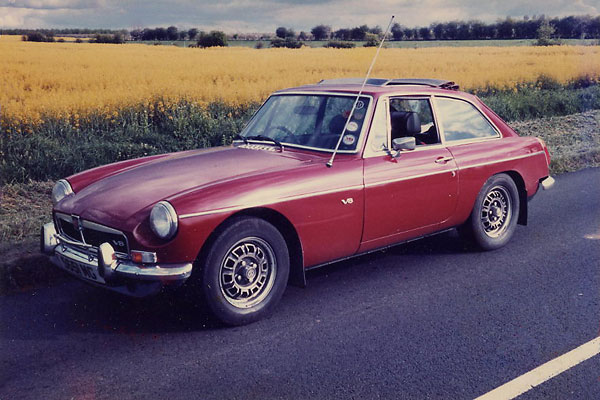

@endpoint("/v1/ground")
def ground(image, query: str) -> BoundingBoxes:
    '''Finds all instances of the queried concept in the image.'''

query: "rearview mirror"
[392,137,416,151]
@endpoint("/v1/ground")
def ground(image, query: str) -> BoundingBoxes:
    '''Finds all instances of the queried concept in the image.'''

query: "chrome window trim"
[363,96,390,158]
[432,95,502,143]
[241,91,375,155]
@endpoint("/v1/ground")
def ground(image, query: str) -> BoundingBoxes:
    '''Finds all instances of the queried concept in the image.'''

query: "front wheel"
[460,173,520,251]
[200,217,289,325]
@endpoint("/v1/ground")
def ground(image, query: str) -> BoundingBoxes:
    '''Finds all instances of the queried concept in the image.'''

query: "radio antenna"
[326,15,395,168]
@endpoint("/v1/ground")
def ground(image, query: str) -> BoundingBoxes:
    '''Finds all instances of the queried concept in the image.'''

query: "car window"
[389,98,439,146]
[241,94,371,151]
[367,98,389,153]
[435,97,498,141]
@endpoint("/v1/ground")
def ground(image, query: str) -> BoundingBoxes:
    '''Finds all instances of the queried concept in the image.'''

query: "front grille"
[58,218,83,242]
[81,227,128,253]
[54,213,129,254]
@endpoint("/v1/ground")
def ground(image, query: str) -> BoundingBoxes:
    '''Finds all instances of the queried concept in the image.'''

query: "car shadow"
[2,229,477,338]
[306,228,475,280]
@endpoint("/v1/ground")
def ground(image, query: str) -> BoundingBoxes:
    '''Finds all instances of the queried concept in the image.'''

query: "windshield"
[240,94,371,152]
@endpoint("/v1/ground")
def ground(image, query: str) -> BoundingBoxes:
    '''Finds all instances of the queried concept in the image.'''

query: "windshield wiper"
[246,135,284,150]
[233,134,248,144]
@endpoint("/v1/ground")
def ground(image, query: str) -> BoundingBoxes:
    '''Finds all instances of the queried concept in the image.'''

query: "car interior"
[389,99,439,145]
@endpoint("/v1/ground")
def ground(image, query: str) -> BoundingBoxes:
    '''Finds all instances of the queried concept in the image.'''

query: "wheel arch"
[195,207,306,288]
[503,170,528,226]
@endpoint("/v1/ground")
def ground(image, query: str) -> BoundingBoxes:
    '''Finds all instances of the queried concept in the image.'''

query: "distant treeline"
[7,15,600,43]
[2,28,124,35]
[305,15,600,41]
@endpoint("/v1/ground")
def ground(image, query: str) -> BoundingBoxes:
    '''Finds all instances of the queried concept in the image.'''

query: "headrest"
[391,111,421,137]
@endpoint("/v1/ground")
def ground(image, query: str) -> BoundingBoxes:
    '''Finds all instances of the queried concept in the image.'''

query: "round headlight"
[149,201,178,240]
[52,179,73,206]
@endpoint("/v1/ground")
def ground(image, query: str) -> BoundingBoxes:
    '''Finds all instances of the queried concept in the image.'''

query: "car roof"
[276,78,473,99]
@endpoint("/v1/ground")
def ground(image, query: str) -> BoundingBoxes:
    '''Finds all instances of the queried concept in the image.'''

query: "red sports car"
[41,78,554,325]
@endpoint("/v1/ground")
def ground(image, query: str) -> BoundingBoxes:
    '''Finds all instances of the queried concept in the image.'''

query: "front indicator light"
[131,250,158,264]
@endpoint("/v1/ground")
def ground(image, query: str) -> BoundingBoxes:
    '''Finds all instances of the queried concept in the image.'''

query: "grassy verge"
[1,110,599,294]
[0,181,64,294]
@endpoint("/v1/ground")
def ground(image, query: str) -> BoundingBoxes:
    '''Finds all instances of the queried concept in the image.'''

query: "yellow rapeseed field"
[1,34,599,126]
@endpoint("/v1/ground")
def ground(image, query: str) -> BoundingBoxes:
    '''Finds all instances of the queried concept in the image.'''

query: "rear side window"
[436,97,498,142]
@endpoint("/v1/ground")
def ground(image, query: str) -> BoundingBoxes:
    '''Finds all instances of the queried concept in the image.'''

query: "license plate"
[58,254,106,284]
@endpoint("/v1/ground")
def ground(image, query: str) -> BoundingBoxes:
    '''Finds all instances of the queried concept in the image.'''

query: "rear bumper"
[41,222,193,297]
[540,176,555,191]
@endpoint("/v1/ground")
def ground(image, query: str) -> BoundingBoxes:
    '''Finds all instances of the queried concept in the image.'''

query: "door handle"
[435,156,454,164]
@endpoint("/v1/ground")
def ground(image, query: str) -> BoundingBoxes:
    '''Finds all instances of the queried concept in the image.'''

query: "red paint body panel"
[361,148,458,252]
[52,81,551,271]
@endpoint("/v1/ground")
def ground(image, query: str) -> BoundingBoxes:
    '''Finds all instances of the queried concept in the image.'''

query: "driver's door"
[360,96,458,252]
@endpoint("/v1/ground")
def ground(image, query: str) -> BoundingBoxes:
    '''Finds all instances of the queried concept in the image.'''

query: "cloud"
[0,0,102,9]
[0,0,597,30]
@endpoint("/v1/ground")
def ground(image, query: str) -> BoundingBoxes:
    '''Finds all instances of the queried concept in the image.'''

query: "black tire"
[200,217,289,326]
[460,173,520,251]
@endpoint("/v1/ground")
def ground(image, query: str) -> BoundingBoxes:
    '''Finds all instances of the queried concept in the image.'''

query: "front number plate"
[58,254,106,284]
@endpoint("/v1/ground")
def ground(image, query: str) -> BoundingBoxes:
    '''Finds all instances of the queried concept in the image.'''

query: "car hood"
[56,146,322,227]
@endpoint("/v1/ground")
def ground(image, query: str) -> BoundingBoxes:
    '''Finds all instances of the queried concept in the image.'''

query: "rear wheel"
[200,217,289,325]
[461,173,520,251]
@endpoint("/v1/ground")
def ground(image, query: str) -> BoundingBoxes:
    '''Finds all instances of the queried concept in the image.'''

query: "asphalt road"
[1,168,599,400]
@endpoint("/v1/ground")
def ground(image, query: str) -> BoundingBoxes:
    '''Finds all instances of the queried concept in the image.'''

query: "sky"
[1,0,599,31]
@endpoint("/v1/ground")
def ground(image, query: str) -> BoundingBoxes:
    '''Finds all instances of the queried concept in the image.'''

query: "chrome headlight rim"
[149,201,178,240]
[51,179,74,206]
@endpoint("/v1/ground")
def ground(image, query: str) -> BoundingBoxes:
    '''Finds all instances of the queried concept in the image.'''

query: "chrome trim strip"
[180,184,364,219]
[55,232,94,248]
[365,168,458,188]
[459,151,545,170]
[181,151,545,219]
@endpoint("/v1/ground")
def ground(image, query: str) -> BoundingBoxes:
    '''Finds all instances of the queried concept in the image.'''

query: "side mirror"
[392,137,416,152]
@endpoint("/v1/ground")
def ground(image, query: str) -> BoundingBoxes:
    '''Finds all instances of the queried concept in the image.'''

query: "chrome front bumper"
[41,222,193,297]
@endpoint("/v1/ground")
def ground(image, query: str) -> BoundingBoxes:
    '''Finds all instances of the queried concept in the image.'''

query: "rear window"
[436,97,498,142]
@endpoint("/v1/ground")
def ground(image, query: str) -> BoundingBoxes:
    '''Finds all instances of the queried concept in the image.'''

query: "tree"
[350,25,369,40]
[178,31,187,40]
[497,18,515,39]
[535,20,558,46]
[369,26,382,36]
[431,23,444,40]
[275,27,287,38]
[155,27,168,41]
[298,31,309,40]
[391,23,404,40]
[363,33,379,47]
[333,28,351,40]
[197,31,228,47]
[188,28,199,40]
[130,29,142,41]
[419,27,432,40]
[311,25,331,40]
[270,37,302,48]
[166,26,178,41]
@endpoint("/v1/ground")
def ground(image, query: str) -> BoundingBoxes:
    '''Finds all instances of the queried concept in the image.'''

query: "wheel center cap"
[245,267,257,281]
